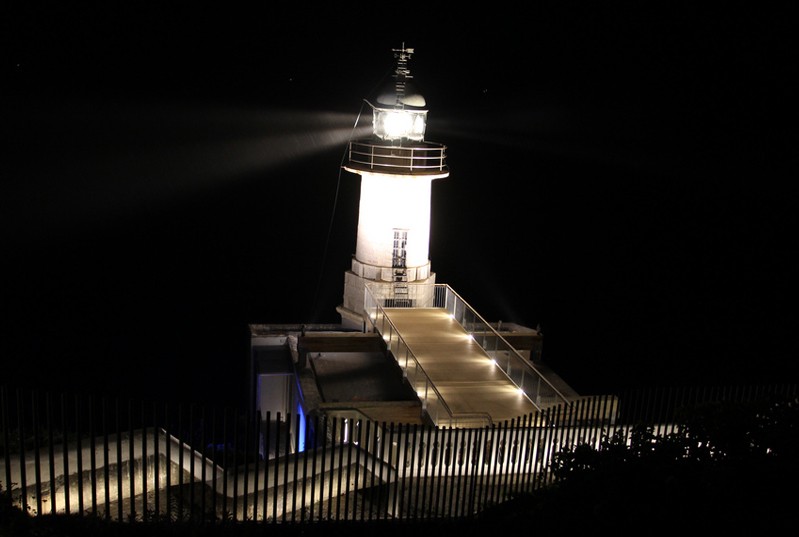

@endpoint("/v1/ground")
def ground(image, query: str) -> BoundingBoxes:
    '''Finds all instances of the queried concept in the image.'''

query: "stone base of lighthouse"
[337,256,436,331]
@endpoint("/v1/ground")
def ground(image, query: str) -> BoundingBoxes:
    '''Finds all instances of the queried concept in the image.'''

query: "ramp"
[383,307,540,424]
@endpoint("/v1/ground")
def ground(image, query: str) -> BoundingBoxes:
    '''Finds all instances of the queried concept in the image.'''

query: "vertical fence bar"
[140,400,147,520]
[464,426,477,517]
[282,413,291,523]
[202,406,209,522]
[102,397,110,519]
[534,408,554,491]
[436,426,447,518]
[161,403,169,521]
[513,414,528,496]
[221,407,228,521]
[152,402,159,522]
[310,415,327,521]
[395,423,407,520]
[448,427,461,518]
[188,404,195,522]
[211,407,218,523]
[419,426,438,518]
[352,419,363,521]
[356,419,367,522]
[291,414,300,522]
[651,386,665,435]
[263,411,272,522]
[432,426,445,518]
[261,411,270,522]
[388,422,400,519]
[497,419,513,505]
[563,401,577,455]
[453,427,467,518]
[523,413,539,494]
[491,421,506,507]
[534,409,551,491]
[272,412,280,523]
[430,426,441,518]
[513,414,531,497]
[581,396,595,449]
[474,426,489,514]
[177,403,183,522]
[324,416,334,521]
[300,415,309,523]
[253,411,261,522]
[81,395,91,516]
[585,396,600,448]
[367,420,379,521]
[603,393,618,445]
[420,426,433,519]
[15,389,28,516]
[581,395,591,438]
[343,418,354,521]
[127,399,134,521]
[519,415,534,496]
[1,389,11,503]
[209,407,219,522]
[31,390,42,517]
[484,425,499,512]
[406,424,419,521]
[596,394,608,444]
[642,386,656,427]
[334,418,343,520]
[243,410,251,522]
[88,395,97,517]
[116,398,122,522]
[531,412,546,493]
[309,414,318,522]
[413,425,426,521]
[466,427,481,517]
[1,387,9,503]
[46,392,56,515]
[650,386,662,436]
[379,421,391,520]
[60,392,70,516]
[232,409,239,522]
[482,424,495,513]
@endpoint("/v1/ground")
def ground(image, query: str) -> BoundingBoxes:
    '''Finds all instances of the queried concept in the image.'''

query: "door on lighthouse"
[390,229,410,307]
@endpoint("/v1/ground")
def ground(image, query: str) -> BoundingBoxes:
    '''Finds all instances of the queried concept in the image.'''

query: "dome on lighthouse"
[371,45,428,110]
[375,79,426,109]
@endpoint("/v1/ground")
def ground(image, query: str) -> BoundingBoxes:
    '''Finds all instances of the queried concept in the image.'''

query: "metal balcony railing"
[345,140,448,176]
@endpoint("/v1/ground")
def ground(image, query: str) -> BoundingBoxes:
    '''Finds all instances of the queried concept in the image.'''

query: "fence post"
[46,393,56,515]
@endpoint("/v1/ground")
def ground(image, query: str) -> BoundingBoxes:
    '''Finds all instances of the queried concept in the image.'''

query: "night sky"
[3,4,797,409]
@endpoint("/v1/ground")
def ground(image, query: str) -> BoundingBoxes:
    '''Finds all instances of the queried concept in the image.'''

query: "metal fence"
[1,383,796,524]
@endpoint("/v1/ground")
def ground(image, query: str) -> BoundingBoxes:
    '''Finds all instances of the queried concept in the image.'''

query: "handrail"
[439,284,571,407]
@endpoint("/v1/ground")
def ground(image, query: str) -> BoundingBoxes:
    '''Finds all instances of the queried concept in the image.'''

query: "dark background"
[2,3,797,409]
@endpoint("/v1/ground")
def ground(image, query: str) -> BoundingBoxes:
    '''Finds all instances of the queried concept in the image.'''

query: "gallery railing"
[344,140,448,176]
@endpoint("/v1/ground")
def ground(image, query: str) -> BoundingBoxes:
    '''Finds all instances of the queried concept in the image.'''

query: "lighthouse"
[337,46,449,329]
[250,44,577,434]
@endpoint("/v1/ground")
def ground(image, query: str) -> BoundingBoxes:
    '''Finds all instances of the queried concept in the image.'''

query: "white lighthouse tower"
[337,46,449,329]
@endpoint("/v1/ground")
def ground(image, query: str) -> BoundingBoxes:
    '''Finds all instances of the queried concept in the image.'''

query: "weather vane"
[391,43,415,106]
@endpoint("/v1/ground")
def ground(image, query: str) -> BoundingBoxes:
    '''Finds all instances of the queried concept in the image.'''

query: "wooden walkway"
[382,307,540,424]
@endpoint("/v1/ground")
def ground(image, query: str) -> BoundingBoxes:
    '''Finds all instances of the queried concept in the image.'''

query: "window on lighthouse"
[392,229,408,269]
